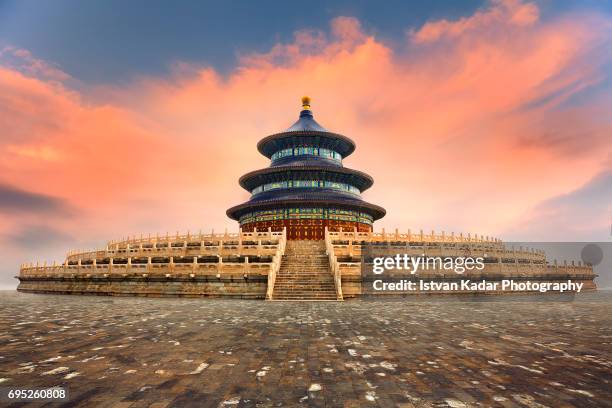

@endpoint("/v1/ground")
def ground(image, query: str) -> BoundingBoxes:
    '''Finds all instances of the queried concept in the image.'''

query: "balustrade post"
[147,257,152,272]
[127,257,132,273]
[109,257,113,273]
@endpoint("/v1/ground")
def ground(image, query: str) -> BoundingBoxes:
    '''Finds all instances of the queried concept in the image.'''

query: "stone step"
[281,256,326,259]
[274,292,336,295]
[273,295,337,300]
[274,286,336,294]
[274,282,335,286]
[275,282,334,285]
[276,283,333,286]
[279,263,329,267]
[279,265,329,268]
[283,256,327,258]
[272,239,338,301]
[273,291,336,295]
[274,282,334,287]
[276,274,333,277]
[278,267,330,270]
[279,265,329,267]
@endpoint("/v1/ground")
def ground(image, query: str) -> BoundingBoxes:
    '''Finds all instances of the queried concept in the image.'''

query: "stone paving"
[0,291,610,408]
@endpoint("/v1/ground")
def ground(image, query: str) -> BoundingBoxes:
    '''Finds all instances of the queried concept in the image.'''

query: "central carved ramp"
[272,240,338,301]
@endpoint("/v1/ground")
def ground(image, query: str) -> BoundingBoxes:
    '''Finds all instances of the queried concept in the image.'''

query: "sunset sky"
[1,0,611,289]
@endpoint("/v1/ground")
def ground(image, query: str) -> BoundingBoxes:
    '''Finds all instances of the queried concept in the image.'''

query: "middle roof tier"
[238,164,374,193]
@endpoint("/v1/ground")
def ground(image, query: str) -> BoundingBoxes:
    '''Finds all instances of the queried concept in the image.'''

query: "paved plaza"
[0,291,610,407]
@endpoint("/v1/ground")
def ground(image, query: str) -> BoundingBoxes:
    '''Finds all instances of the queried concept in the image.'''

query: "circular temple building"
[227,97,386,240]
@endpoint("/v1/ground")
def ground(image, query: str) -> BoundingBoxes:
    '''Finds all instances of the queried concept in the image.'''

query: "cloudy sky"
[1,0,611,289]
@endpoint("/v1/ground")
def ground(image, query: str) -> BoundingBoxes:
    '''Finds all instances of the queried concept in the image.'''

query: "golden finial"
[301,96,311,110]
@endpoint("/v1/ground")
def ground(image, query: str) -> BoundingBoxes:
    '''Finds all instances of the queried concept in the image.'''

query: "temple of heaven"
[227,97,386,240]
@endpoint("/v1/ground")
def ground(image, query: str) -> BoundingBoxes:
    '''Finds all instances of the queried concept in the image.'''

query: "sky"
[0,0,611,289]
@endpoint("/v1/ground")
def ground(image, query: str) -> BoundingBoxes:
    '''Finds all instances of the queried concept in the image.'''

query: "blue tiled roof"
[285,110,327,132]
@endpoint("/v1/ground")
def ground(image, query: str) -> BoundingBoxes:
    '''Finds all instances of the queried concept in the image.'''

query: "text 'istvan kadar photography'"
[0,1,611,407]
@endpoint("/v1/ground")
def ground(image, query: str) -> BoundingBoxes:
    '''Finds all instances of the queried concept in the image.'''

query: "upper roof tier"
[257,98,356,158]
[286,108,327,132]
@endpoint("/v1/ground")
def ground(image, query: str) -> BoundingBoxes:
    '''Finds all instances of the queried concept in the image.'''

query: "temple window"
[271,146,342,163]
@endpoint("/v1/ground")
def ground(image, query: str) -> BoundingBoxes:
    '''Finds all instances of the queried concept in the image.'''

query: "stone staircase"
[272,240,339,301]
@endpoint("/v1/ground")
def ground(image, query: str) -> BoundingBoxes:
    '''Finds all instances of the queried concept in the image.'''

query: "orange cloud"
[1,0,611,288]
[411,0,539,43]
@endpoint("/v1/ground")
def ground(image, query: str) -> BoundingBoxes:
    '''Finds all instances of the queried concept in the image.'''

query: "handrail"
[18,261,274,277]
[66,228,284,258]
[266,227,287,300]
[65,243,283,263]
[326,228,502,244]
[325,227,343,300]
[330,242,547,260]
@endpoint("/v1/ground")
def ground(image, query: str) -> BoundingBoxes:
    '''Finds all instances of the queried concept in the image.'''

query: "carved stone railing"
[266,227,287,300]
[64,228,285,263]
[18,254,277,276]
[327,228,502,244]
[104,228,283,247]
[332,242,547,263]
[325,227,343,301]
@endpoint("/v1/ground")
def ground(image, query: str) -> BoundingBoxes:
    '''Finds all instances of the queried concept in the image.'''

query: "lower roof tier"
[226,192,386,221]
[238,207,375,227]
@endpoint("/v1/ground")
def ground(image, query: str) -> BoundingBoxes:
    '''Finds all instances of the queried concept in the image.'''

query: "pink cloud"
[0,45,70,82]
[411,0,539,43]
